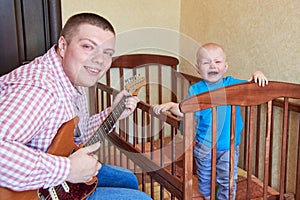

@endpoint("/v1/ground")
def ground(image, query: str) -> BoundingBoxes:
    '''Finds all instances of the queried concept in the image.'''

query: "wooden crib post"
[183,112,194,200]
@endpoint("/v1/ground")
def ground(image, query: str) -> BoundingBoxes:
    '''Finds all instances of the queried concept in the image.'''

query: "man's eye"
[83,45,93,50]
[104,50,114,57]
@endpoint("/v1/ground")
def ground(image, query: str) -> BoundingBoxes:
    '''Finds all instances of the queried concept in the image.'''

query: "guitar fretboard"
[85,96,127,147]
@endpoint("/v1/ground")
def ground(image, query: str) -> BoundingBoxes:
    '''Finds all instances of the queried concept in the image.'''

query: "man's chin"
[85,81,98,87]
[76,79,98,87]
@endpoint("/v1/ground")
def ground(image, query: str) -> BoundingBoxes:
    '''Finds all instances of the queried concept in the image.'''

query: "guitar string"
[87,97,125,146]
[85,96,126,146]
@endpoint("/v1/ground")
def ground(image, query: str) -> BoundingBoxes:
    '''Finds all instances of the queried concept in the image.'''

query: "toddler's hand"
[248,71,269,87]
[153,102,174,115]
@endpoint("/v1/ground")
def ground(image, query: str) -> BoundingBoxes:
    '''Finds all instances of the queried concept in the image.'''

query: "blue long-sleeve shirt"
[187,76,246,150]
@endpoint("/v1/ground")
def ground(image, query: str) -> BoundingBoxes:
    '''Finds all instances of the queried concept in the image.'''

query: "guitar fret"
[103,122,109,132]
[106,116,113,129]
[85,96,127,147]
[88,133,102,146]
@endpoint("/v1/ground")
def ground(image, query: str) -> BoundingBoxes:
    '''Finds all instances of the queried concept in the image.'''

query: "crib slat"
[255,105,262,177]
[246,106,255,200]
[296,116,300,200]
[158,64,163,104]
[141,110,146,192]
[133,109,138,147]
[263,101,272,199]
[145,64,150,104]
[183,112,194,200]
[279,98,289,200]
[229,106,236,199]
[171,126,176,177]
[243,107,249,169]
[269,103,275,186]
[159,119,165,200]
[211,107,217,199]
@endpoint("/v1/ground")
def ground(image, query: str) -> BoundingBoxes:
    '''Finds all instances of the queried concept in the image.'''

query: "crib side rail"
[180,81,300,199]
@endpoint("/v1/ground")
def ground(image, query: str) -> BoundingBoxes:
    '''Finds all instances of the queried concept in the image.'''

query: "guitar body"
[0,189,38,200]
[0,117,97,200]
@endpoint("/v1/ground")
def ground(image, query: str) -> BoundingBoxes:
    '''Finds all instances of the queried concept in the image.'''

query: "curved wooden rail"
[111,54,179,68]
[179,80,300,199]
[180,81,300,113]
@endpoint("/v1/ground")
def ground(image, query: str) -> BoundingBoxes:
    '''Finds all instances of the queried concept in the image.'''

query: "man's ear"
[57,36,67,57]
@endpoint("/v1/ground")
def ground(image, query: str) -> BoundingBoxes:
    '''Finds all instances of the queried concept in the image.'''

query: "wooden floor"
[191,174,280,200]
[138,171,280,200]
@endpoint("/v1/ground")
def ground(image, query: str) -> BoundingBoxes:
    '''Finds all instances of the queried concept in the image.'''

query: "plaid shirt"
[0,46,109,191]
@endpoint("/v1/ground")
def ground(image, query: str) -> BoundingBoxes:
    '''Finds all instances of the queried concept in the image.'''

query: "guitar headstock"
[125,74,146,96]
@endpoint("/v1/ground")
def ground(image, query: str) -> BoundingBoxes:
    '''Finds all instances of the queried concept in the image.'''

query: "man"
[0,13,151,199]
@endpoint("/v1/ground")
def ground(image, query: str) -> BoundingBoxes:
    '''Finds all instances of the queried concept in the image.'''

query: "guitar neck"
[85,96,127,147]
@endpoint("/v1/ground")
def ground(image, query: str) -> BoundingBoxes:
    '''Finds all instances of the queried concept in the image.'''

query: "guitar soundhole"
[38,182,97,200]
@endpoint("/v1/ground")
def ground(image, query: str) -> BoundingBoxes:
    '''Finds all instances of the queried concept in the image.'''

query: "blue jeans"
[87,165,152,200]
[194,142,239,200]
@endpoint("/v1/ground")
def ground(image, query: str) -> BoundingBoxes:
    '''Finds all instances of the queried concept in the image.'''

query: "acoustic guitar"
[0,75,145,200]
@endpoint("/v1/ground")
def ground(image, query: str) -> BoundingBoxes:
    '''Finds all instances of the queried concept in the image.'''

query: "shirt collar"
[46,45,81,97]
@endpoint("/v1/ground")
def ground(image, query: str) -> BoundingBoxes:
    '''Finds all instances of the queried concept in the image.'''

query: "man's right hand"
[66,142,102,183]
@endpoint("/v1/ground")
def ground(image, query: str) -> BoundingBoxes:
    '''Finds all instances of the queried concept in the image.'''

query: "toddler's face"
[196,46,228,83]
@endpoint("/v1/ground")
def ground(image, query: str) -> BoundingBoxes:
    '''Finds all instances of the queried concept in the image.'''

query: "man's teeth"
[87,67,100,73]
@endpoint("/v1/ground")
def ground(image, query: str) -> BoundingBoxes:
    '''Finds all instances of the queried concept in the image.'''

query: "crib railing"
[89,54,300,200]
[89,54,190,199]
[93,82,185,199]
[180,81,300,200]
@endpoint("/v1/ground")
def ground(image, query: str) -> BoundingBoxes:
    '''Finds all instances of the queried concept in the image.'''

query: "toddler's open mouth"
[208,71,218,75]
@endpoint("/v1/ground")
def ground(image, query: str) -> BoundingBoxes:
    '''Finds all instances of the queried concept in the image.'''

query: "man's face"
[195,47,228,83]
[58,24,115,87]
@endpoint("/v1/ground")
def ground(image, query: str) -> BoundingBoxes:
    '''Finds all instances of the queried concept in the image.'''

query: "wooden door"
[0,0,62,76]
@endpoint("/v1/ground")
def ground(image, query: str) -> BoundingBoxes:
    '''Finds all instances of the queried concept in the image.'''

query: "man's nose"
[91,51,104,64]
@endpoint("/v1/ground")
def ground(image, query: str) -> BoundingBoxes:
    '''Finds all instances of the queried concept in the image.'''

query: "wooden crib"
[89,53,300,200]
